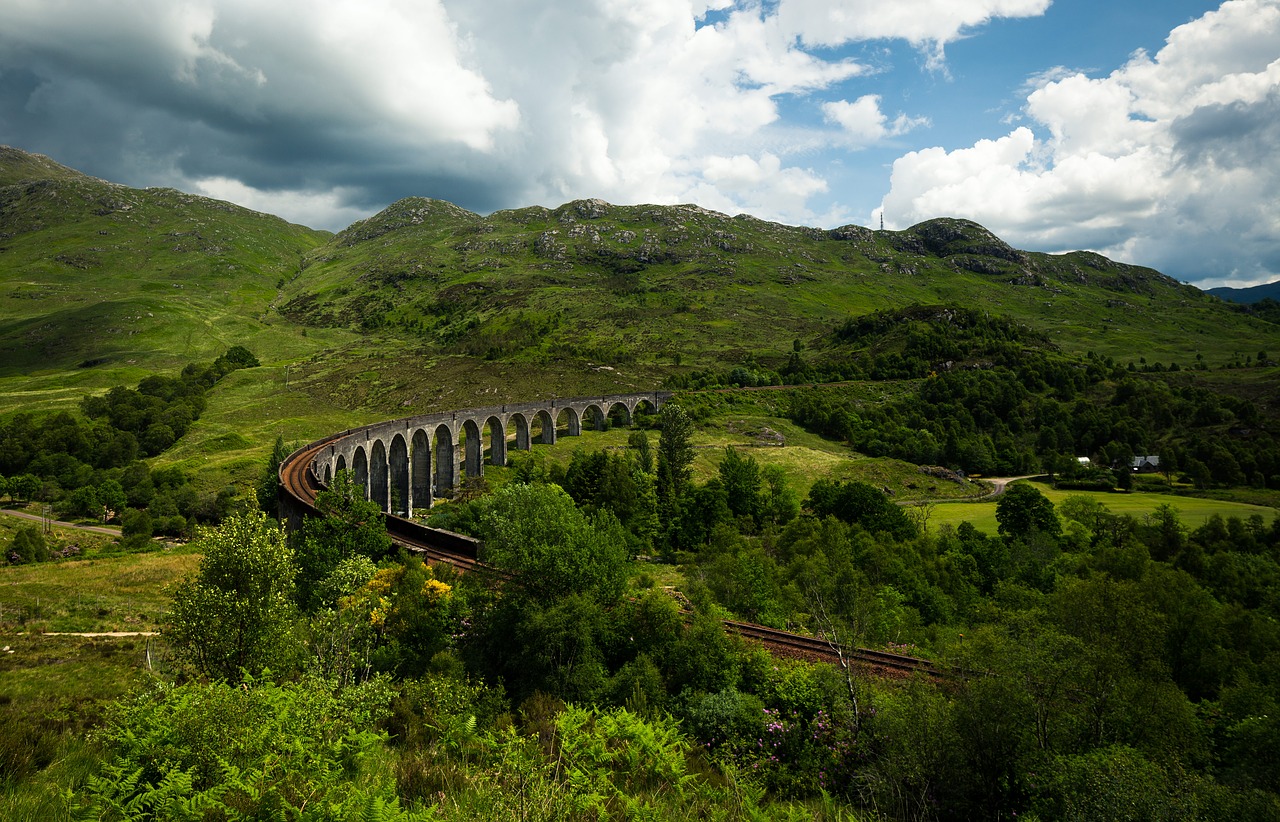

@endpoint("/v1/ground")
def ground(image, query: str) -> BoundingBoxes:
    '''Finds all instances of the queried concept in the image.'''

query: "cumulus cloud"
[823,95,929,147]
[192,176,370,231]
[880,0,1280,286]
[773,0,1052,67]
[0,0,987,231]
[691,152,828,217]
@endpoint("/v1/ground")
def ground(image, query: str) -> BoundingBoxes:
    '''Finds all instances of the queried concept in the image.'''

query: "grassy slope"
[931,481,1276,533]
[0,148,353,409]
[0,546,199,633]
[281,198,1280,375]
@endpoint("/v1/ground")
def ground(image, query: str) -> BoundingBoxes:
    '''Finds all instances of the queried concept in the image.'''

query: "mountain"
[279,196,1274,374]
[3,145,1279,421]
[0,146,333,388]
[1208,280,1280,304]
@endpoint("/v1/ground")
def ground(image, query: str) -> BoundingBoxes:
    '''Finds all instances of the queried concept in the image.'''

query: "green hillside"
[5,148,1280,822]
[280,196,1277,376]
[0,147,346,408]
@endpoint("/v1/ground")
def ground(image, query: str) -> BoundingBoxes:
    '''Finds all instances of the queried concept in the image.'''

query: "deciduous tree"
[656,403,694,528]
[995,482,1060,541]
[479,482,626,605]
[165,510,299,681]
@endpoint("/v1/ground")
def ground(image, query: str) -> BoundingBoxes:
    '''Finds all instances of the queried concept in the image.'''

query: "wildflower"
[422,578,452,599]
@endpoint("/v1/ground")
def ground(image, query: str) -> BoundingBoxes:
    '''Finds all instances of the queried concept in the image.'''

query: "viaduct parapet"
[302,391,670,517]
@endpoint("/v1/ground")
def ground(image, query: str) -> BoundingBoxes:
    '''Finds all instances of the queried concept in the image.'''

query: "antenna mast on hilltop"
[880,212,884,231]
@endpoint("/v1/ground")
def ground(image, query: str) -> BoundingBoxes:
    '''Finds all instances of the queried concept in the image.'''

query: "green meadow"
[930,481,1278,534]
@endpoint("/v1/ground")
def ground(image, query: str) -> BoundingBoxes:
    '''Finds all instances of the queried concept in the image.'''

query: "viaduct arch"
[303,392,669,517]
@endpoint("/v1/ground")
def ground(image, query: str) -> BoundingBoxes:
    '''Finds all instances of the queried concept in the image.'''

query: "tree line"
[0,347,260,561]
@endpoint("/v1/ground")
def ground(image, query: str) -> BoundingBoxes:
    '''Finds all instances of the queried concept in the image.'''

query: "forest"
[5,143,1280,821]
[0,346,262,550]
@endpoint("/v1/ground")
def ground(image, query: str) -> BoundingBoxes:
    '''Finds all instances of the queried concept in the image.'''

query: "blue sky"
[1,0,1277,287]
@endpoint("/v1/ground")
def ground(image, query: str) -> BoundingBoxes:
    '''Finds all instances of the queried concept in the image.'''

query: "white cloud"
[696,151,828,216]
[0,0,1042,231]
[823,95,929,147]
[774,0,1052,67]
[193,176,369,231]
[437,0,869,222]
[881,0,1280,286]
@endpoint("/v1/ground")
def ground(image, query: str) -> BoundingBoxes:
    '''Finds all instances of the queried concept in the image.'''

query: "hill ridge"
[1,144,1273,394]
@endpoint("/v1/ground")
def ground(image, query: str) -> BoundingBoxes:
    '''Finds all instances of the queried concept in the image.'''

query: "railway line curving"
[278,404,943,678]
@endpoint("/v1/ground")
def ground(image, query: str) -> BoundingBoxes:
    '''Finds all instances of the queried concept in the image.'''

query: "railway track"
[725,621,941,677]
[279,437,486,572]
[280,439,940,677]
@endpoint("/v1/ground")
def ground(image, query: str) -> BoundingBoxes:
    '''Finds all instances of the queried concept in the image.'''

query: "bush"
[74,676,415,821]
[7,526,47,564]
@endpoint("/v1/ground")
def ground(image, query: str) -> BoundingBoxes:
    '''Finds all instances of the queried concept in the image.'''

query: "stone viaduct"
[308,392,671,517]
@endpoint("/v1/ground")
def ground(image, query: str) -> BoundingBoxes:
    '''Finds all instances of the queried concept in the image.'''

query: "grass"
[438,406,988,507]
[5,148,1280,507]
[929,481,1279,534]
[280,200,1280,373]
[0,521,189,815]
[0,511,119,545]
[0,546,200,633]
[0,633,158,821]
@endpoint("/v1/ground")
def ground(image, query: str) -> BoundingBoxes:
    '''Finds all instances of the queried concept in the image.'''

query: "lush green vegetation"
[5,147,1279,502]
[9,429,1274,819]
[3,146,1280,821]
[0,348,265,550]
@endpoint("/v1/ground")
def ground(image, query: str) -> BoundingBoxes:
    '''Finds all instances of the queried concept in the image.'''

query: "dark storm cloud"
[1171,89,1280,169]
[0,0,1275,287]
[0,0,525,227]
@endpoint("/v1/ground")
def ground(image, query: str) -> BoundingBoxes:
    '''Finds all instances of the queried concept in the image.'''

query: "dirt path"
[27,631,157,637]
[979,475,1043,499]
[0,508,121,537]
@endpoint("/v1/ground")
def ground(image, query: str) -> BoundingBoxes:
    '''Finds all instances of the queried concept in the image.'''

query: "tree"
[96,479,127,522]
[590,452,659,552]
[718,447,762,524]
[296,469,392,610]
[804,479,917,541]
[628,430,653,474]
[1184,457,1212,490]
[256,434,290,514]
[655,403,695,526]
[8,525,48,564]
[344,556,458,678]
[165,510,299,681]
[479,482,627,605]
[62,485,100,519]
[995,483,1060,541]
[760,465,799,526]
[218,344,260,371]
[120,507,154,548]
[10,473,39,504]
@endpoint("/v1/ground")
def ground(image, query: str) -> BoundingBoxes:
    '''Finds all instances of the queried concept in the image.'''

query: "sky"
[1,0,1278,288]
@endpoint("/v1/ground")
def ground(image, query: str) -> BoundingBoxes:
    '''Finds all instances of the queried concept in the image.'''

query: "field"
[0,536,199,633]
[0,526,197,819]
[930,481,1278,533]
